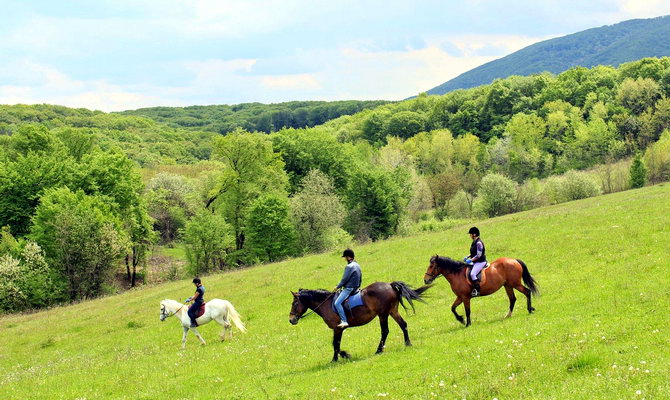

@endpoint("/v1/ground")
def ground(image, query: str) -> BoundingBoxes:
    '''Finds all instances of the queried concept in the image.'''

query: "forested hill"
[426,15,670,95]
[119,100,391,134]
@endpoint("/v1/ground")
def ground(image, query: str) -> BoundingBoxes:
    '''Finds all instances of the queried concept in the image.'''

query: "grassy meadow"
[1,184,669,399]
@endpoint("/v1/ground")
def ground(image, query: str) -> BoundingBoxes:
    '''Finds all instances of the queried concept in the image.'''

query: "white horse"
[160,299,247,348]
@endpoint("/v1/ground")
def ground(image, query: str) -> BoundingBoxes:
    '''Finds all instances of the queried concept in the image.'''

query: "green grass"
[1,184,669,399]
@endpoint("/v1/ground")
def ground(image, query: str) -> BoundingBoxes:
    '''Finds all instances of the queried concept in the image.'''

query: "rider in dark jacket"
[186,277,205,328]
[464,227,487,297]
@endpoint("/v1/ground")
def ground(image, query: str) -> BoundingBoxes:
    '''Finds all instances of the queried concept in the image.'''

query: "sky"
[1,0,670,111]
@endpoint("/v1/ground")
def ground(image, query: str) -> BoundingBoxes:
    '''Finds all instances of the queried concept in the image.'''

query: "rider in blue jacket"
[333,248,362,328]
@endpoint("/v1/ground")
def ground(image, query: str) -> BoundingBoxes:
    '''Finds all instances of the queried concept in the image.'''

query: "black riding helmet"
[468,227,480,236]
[192,277,201,284]
[341,248,355,258]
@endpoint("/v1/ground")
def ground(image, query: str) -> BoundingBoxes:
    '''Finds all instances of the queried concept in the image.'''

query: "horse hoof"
[339,351,351,359]
[405,342,412,347]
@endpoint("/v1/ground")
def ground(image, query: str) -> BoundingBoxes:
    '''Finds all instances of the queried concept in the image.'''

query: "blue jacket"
[337,261,362,289]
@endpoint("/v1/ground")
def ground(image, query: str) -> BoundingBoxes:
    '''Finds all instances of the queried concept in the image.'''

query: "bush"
[545,170,602,204]
[30,188,127,301]
[0,241,60,312]
[448,190,473,218]
[516,178,548,211]
[477,173,517,217]
[629,153,647,188]
[644,130,670,184]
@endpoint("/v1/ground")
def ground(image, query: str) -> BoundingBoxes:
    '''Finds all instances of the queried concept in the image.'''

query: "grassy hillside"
[426,15,670,95]
[1,184,669,399]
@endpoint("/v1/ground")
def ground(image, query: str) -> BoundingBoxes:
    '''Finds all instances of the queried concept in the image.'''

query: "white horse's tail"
[225,301,247,333]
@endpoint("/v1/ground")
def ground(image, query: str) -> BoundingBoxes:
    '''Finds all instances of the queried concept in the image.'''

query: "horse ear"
[290,291,297,296]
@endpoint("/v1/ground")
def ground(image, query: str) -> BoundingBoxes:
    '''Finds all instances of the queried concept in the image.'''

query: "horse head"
[289,290,307,325]
[424,255,441,284]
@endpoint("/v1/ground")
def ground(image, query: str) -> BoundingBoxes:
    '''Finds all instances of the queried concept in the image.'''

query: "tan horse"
[423,255,538,327]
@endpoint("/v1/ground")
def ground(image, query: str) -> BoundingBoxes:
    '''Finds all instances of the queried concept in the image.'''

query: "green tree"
[629,152,647,189]
[290,170,345,254]
[183,210,234,274]
[384,111,427,139]
[245,194,296,262]
[209,129,288,250]
[346,167,405,241]
[30,188,127,301]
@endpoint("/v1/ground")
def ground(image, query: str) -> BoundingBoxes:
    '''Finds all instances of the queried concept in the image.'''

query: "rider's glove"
[465,259,473,265]
[463,257,470,262]
[185,297,192,302]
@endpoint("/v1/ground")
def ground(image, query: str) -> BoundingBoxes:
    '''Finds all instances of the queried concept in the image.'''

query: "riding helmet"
[192,277,201,284]
[341,248,355,258]
[468,227,480,236]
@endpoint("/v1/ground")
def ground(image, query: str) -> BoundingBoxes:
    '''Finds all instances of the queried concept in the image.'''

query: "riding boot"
[471,280,480,297]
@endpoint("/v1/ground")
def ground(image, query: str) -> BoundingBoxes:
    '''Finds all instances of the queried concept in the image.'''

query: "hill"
[1,182,668,399]
[119,100,391,134]
[426,15,670,95]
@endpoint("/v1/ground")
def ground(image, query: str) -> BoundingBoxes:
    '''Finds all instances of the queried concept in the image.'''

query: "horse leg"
[451,297,465,325]
[390,309,411,346]
[332,329,343,362]
[376,315,389,354]
[515,284,535,313]
[191,327,206,345]
[181,326,188,349]
[505,286,516,318]
[215,317,228,341]
[464,297,472,327]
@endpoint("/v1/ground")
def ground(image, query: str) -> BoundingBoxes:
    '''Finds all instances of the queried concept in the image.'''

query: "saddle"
[331,290,364,317]
[190,302,206,318]
[466,263,490,284]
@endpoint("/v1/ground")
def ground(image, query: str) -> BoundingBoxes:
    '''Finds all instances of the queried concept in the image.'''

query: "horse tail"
[390,281,432,313]
[225,301,247,333]
[516,259,539,296]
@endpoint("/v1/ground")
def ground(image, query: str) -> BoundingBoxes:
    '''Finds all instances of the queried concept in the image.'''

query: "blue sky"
[1,0,669,111]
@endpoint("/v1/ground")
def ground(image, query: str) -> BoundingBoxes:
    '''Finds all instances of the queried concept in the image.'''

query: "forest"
[1,57,670,312]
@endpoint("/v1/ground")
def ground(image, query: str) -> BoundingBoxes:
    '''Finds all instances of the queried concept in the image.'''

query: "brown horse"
[289,281,431,362]
[423,255,538,327]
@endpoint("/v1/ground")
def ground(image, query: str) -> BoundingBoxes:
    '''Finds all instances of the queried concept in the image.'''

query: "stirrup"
[471,288,480,297]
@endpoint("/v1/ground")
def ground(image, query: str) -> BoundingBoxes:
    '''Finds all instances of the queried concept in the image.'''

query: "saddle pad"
[191,302,206,318]
[347,292,364,309]
[332,292,364,313]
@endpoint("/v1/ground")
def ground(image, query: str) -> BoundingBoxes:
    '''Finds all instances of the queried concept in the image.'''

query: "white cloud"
[617,0,670,19]
[0,62,179,111]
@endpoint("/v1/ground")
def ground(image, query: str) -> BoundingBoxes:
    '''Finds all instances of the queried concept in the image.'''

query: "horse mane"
[298,289,332,303]
[432,255,467,274]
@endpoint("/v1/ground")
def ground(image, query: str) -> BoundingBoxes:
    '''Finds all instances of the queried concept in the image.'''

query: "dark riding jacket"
[470,238,486,263]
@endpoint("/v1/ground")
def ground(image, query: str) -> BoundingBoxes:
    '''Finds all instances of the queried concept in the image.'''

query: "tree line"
[2,57,670,312]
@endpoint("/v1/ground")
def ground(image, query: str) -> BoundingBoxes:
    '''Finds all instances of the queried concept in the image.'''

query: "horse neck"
[301,291,333,317]
[165,300,185,315]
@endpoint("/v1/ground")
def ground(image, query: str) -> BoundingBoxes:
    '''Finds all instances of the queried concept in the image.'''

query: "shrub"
[629,153,647,188]
[545,170,602,204]
[644,130,670,184]
[477,173,517,217]
[30,188,127,301]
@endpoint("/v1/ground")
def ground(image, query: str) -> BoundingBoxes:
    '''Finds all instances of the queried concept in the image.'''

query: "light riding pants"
[470,262,487,281]
[334,287,354,323]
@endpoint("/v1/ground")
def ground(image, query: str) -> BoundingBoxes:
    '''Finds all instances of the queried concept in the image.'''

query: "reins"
[299,292,335,320]
[163,302,188,319]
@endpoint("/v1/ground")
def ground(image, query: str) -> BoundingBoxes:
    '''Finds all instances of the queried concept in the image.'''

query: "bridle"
[424,260,442,281]
[161,303,186,320]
